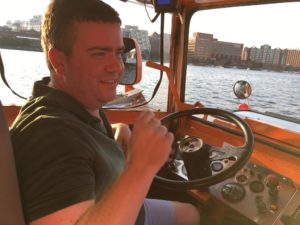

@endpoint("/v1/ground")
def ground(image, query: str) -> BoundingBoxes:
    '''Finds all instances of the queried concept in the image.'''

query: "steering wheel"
[154,108,254,190]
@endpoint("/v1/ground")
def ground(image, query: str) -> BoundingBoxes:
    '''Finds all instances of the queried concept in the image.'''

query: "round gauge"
[250,180,265,193]
[221,183,246,202]
[211,162,223,172]
[235,174,249,184]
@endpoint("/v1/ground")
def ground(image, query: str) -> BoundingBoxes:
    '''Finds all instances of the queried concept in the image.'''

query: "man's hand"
[127,111,174,175]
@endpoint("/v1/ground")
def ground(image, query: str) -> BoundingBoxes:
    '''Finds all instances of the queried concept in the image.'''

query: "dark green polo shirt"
[11,77,144,224]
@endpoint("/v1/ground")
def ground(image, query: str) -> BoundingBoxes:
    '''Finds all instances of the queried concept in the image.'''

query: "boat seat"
[0,100,26,224]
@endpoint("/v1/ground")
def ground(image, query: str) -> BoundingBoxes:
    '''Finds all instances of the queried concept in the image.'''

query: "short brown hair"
[41,0,121,71]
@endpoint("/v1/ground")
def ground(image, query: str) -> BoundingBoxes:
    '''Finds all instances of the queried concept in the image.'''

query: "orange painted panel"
[3,105,20,127]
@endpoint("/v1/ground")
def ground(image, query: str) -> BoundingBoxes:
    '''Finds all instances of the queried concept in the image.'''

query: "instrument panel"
[169,159,300,225]
[209,162,299,225]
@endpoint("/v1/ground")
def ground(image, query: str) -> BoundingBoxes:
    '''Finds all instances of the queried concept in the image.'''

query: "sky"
[0,0,300,49]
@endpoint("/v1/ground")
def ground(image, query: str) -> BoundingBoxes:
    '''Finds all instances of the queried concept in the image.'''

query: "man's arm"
[111,123,131,155]
[30,111,173,225]
[31,201,94,225]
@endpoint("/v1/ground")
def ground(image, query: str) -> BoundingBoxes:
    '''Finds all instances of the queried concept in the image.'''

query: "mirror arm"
[146,61,186,110]
[124,85,135,92]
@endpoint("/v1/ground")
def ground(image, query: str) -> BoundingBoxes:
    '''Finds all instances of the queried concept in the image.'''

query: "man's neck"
[86,108,102,120]
[48,76,102,120]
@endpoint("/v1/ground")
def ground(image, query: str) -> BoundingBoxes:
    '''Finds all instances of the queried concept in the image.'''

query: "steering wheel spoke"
[210,145,245,161]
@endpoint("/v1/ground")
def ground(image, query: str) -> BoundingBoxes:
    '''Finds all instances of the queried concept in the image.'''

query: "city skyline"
[1,0,300,49]
[1,18,299,52]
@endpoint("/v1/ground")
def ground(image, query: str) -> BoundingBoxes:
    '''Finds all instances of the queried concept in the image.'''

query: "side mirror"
[233,80,252,99]
[119,37,142,85]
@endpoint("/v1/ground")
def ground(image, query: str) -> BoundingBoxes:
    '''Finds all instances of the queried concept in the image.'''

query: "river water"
[1,48,299,119]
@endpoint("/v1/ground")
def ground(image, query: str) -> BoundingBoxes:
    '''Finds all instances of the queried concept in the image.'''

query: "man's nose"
[106,54,124,73]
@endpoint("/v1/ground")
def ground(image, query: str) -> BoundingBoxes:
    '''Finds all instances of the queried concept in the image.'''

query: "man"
[11,0,200,224]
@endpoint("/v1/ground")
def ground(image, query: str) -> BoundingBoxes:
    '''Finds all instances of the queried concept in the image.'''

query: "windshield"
[186,2,300,120]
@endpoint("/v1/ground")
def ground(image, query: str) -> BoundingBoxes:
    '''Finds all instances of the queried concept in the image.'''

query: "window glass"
[186,3,300,119]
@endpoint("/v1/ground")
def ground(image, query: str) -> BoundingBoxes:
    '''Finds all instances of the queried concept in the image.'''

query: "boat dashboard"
[167,158,300,225]
[153,109,300,225]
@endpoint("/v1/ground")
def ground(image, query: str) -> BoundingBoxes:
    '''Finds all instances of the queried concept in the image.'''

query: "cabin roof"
[133,0,298,8]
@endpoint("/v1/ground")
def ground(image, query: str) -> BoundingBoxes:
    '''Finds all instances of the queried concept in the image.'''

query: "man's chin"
[100,95,117,105]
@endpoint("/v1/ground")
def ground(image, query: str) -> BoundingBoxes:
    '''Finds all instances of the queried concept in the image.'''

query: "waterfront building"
[258,45,271,64]
[5,15,42,32]
[247,46,300,69]
[28,15,42,32]
[148,32,170,60]
[248,47,260,62]
[188,32,215,62]
[122,25,151,59]
[281,49,300,69]
[10,21,28,32]
[269,48,282,65]
[248,45,282,66]
[188,32,243,65]
[241,47,249,61]
[214,41,243,62]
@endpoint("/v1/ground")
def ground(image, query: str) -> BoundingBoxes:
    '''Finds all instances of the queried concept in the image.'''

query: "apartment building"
[188,32,215,61]
[28,15,42,32]
[188,32,243,64]
[148,32,170,60]
[122,25,151,58]
[246,45,300,68]
[281,49,300,68]
[214,41,243,61]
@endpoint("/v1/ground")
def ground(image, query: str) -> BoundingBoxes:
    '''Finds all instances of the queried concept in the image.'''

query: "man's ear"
[48,48,66,76]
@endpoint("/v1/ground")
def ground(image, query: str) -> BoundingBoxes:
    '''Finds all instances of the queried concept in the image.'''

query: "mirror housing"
[119,37,142,86]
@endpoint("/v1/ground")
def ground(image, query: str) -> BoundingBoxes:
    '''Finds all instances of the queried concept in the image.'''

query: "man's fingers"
[147,117,161,128]
[135,111,156,124]
[165,132,174,143]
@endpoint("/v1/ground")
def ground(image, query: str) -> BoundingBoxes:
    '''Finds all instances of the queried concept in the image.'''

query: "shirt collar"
[32,77,100,126]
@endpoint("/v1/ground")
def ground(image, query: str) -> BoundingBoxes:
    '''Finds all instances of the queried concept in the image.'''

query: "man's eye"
[92,52,105,56]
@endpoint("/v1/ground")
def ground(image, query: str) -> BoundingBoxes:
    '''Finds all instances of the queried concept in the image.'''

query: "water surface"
[1,48,299,119]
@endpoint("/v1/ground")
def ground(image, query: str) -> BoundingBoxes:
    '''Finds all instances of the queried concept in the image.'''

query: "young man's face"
[61,21,124,110]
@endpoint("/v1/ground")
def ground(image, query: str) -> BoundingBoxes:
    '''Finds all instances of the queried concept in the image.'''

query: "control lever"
[266,174,279,198]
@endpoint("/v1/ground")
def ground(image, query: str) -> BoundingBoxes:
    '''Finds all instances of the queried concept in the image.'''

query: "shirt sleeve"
[13,117,96,222]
